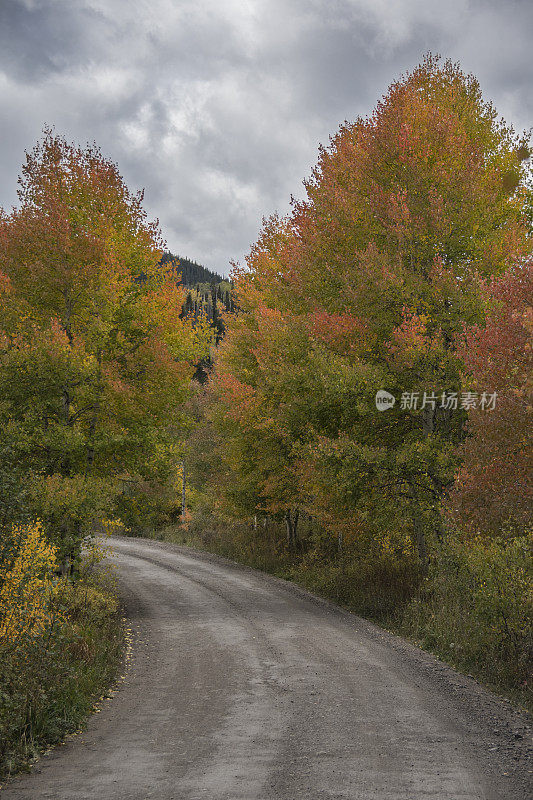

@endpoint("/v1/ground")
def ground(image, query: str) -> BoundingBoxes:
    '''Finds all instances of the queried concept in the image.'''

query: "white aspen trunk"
[181,462,186,522]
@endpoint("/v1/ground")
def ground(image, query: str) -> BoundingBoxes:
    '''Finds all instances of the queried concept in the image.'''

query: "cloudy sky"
[0,1,531,275]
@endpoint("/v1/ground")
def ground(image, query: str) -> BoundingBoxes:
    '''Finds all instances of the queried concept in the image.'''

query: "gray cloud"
[0,0,531,275]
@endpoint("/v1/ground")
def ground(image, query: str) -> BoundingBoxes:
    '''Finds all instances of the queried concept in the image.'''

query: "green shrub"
[293,551,421,618]
[399,533,532,707]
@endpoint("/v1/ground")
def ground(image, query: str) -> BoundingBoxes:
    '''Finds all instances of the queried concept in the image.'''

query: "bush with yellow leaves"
[0,521,64,649]
[0,523,124,779]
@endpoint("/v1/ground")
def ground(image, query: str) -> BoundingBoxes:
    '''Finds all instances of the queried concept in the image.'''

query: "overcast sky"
[0,1,531,275]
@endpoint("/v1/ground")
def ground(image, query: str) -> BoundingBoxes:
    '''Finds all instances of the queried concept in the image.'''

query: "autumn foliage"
[451,262,533,535]
[205,56,531,562]
[0,522,63,648]
[0,131,210,563]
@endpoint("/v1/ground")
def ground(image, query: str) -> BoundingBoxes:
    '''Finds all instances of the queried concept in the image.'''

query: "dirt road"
[3,536,531,799]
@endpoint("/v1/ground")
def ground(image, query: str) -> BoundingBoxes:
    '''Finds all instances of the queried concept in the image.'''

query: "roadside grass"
[396,534,532,710]
[140,517,532,713]
[0,535,125,781]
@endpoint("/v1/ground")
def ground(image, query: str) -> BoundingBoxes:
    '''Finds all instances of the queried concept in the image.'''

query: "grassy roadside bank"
[0,529,125,781]
[141,518,532,714]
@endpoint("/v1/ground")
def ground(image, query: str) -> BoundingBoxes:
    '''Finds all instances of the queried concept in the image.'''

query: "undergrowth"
[0,525,124,780]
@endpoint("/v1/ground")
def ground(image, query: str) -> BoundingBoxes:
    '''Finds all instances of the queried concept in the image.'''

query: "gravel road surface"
[3,535,531,799]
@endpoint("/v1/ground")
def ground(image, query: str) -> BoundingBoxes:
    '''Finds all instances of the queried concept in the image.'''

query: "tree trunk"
[422,403,435,435]
[409,497,428,568]
[411,403,437,564]
[86,349,102,476]
[285,509,299,550]
[181,462,186,522]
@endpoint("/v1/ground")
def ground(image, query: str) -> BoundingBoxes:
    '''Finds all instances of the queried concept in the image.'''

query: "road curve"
[3,536,531,799]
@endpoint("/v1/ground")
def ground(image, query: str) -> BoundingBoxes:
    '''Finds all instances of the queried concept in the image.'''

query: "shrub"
[0,522,64,649]
[400,532,532,705]
[0,523,123,778]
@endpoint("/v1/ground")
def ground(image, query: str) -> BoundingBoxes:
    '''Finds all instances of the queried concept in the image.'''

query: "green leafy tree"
[0,131,210,564]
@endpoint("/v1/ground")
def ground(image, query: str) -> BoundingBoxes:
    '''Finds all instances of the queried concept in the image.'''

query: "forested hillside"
[159,251,233,345]
[160,251,224,286]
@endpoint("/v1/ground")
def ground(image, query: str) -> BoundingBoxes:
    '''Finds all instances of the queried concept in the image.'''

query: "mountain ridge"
[161,251,225,286]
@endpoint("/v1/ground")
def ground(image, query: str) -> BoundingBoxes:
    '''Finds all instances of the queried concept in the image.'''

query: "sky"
[0,1,531,276]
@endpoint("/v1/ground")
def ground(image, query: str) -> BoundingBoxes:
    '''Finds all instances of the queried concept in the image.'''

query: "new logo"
[375,390,396,411]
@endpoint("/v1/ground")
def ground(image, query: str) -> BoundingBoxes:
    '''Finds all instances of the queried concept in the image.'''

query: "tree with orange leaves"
[209,56,531,561]
[451,261,533,536]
